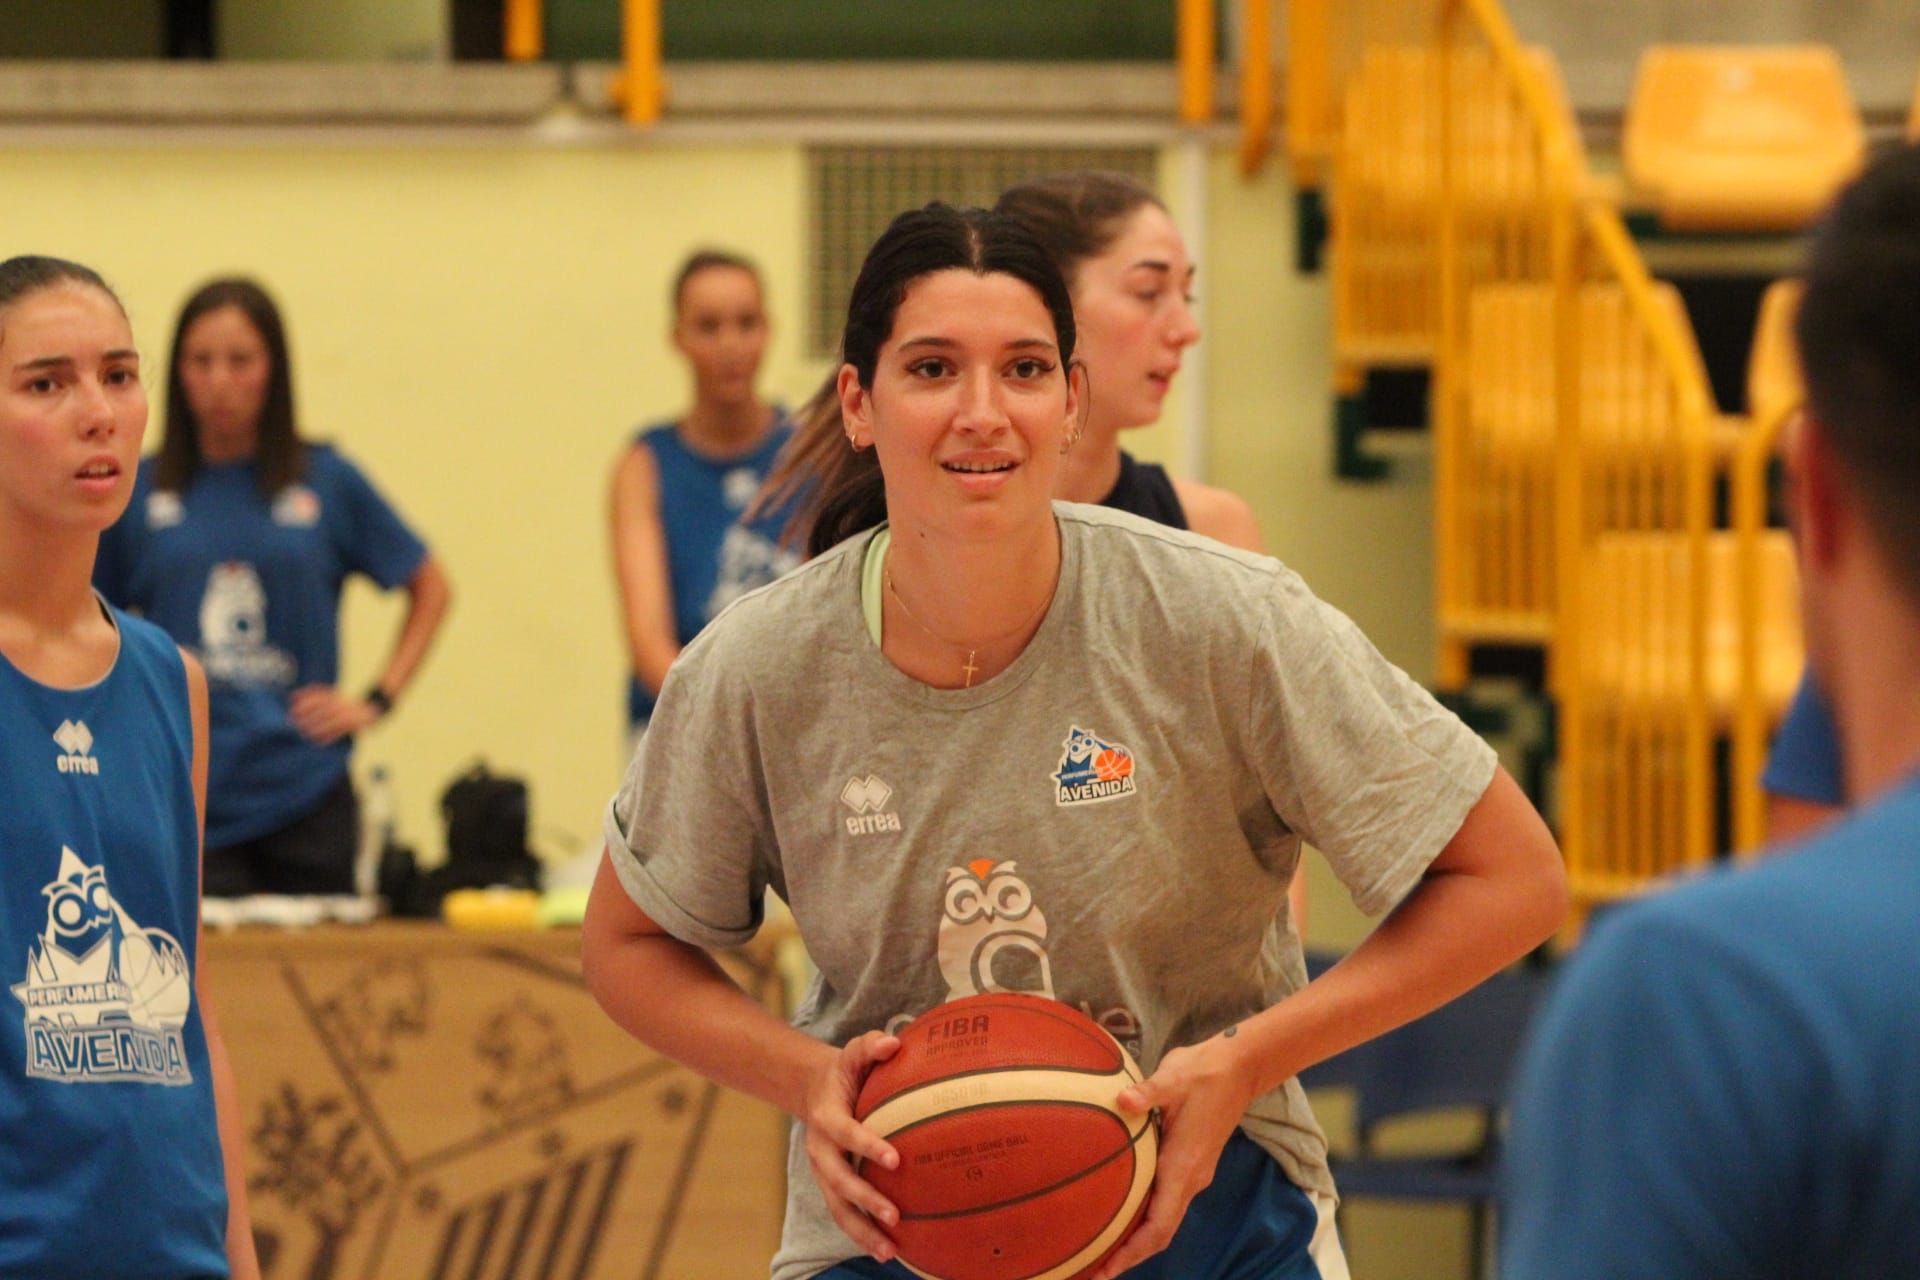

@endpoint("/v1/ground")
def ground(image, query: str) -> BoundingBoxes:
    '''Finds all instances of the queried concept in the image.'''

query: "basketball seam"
[861,1063,1144,1139]
[892,1112,1156,1224]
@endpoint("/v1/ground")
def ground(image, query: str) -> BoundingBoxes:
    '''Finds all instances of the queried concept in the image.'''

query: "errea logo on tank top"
[1052,727,1137,806]
[53,720,99,776]
[841,774,902,836]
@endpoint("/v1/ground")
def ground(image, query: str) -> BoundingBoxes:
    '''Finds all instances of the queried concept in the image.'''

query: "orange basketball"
[1092,749,1133,782]
[854,993,1156,1280]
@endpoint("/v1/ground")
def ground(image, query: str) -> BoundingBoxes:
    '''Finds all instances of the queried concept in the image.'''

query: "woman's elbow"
[580,852,670,1020]
[580,884,627,1015]
[415,558,453,614]
[1517,836,1571,947]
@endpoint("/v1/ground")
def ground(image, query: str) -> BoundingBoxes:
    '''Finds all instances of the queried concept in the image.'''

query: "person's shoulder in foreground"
[1500,776,1920,1280]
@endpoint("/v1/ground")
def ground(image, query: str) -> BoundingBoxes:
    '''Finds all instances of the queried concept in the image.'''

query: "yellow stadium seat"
[1623,45,1866,233]
[1441,277,1745,680]
[1581,532,1800,727]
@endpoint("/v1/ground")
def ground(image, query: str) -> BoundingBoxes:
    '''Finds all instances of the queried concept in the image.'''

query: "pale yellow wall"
[3,137,821,863]
[0,132,1435,889]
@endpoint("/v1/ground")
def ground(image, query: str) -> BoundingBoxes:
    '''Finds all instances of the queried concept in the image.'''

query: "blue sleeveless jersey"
[0,607,228,1278]
[627,413,803,725]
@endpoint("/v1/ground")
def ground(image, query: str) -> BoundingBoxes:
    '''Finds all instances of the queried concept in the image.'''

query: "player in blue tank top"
[0,256,258,1276]
[610,249,799,732]
[93,279,451,898]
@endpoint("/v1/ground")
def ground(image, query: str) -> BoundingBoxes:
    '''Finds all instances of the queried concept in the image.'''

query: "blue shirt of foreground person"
[1500,141,1920,1280]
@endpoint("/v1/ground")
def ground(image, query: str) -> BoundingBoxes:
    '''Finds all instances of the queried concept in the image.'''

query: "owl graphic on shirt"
[937,859,1053,1002]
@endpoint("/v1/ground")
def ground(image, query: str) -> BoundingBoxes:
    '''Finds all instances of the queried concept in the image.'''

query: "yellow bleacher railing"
[1321,1,1575,480]
[1556,201,1718,920]
[1283,0,1338,181]
[1283,0,1333,189]
[1178,0,1217,124]
[1284,0,1441,192]
[1732,399,1803,855]
[1237,0,1276,175]
[501,0,659,122]
[1433,0,1584,687]
[502,1,1246,132]
[615,0,664,125]
[504,0,543,62]
[1427,0,1812,929]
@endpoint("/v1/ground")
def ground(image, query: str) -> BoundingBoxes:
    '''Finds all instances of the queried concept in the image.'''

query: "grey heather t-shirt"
[604,502,1497,1280]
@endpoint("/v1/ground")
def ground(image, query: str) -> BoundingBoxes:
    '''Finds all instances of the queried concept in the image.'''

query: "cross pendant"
[962,650,980,687]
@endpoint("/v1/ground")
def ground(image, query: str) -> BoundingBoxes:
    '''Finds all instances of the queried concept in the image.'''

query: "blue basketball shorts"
[813,1128,1333,1280]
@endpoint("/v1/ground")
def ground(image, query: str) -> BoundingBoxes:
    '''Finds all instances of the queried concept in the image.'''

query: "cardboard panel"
[204,924,787,1280]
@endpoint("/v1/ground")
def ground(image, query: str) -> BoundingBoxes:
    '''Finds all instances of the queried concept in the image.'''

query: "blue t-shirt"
[1762,674,1844,807]
[0,607,228,1278]
[1501,772,1920,1279]
[93,446,427,846]
[627,414,801,725]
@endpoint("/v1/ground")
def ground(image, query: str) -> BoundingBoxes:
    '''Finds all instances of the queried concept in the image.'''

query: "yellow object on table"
[441,886,542,930]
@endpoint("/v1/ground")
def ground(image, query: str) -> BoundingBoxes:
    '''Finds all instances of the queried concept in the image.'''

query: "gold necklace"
[884,557,1056,688]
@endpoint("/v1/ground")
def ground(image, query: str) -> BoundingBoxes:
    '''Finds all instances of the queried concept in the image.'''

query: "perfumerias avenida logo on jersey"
[10,848,194,1084]
[198,562,295,685]
[1052,726,1138,806]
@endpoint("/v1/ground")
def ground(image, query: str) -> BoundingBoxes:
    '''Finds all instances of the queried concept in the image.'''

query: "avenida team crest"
[10,848,194,1085]
[1052,726,1138,806]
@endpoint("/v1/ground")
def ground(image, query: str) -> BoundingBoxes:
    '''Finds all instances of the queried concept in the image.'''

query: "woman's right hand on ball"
[803,1029,904,1264]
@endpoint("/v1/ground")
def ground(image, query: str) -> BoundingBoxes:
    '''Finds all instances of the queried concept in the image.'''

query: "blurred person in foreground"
[1501,141,1920,1279]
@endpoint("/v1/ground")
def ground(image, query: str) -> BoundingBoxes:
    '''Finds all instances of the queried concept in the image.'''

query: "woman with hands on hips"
[583,204,1566,1280]
[94,278,449,898]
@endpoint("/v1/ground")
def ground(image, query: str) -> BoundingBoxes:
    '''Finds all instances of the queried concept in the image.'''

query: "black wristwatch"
[364,685,394,718]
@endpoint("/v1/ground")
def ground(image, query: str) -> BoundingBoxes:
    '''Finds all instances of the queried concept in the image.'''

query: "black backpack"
[439,762,543,893]
[379,762,542,917]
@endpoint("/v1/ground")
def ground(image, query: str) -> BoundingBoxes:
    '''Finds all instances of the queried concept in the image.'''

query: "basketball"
[1092,749,1133,782]
[853,992,1157,1280]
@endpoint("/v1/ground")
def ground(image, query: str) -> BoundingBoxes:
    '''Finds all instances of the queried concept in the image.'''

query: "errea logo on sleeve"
[840,774,901,836]
[53,721,99,776]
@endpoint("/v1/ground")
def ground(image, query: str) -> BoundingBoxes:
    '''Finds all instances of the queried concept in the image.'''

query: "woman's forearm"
[581,859,828,1117]
[1228,767,1566,1098]
[372,555,451,700]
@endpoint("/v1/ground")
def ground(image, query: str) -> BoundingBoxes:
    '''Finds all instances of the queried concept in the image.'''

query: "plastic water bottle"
[357,766,393,900]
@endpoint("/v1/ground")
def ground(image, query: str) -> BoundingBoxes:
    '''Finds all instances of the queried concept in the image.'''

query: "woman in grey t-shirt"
[583,203,1568,1280]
